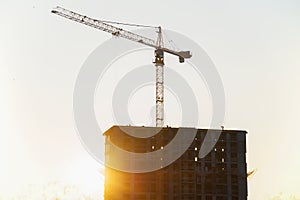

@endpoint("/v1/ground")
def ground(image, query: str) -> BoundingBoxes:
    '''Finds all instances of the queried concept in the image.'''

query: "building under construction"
[50,6,248,199]
[104,126,247,200]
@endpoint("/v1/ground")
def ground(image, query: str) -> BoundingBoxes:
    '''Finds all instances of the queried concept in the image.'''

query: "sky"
[1,0,300,199]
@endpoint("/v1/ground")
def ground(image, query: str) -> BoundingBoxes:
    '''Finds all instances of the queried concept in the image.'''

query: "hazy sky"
[1,0,300,199]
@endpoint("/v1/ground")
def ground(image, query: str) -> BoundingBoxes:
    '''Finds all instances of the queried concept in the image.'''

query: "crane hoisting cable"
[51,6,192,127]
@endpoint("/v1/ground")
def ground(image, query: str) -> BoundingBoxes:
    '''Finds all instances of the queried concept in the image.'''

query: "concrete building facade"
[104,126,247,200]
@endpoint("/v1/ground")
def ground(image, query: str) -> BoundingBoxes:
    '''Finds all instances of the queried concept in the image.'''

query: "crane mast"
[51,6,192,127]
[154,27,164,127]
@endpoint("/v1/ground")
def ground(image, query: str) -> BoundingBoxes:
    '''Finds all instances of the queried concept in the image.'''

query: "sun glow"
[63,157,105,198]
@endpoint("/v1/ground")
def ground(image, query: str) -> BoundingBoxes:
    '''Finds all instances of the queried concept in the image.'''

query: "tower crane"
[51,6,192,127]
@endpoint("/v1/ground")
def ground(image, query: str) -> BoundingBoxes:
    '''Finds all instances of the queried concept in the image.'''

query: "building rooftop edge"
[103,125,247,136]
